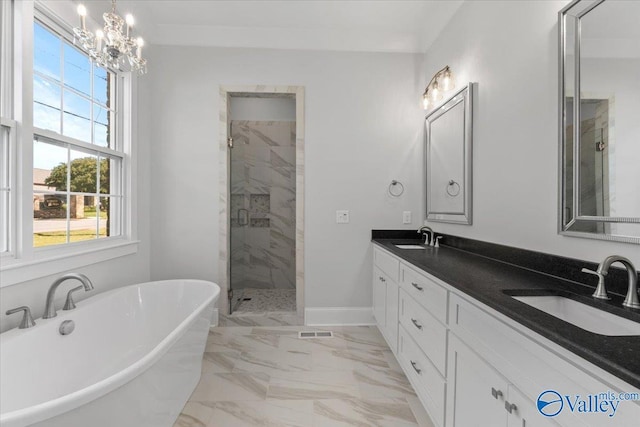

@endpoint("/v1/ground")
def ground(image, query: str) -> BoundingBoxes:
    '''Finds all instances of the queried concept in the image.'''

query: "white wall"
[148,46,425,311]
[230,97,296,121]
[422,0,639,265]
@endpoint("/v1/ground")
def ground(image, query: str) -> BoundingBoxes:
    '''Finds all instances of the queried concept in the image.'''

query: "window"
[0,1,136,285]
[32,19,123,248]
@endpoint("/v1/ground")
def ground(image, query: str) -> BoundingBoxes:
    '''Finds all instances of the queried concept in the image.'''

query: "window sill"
[0,239,139,287]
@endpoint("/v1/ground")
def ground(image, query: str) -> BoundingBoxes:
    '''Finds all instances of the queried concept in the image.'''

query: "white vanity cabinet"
[371,244,640,427]
[448,292,640,427]
[448,333,561,427]
[373,247,400,353]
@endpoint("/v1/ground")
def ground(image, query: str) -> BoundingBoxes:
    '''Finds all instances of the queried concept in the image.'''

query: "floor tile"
[173,401,215,427]
[313,398,419,427]
[190,372,270,402]
[353,364,417,399]
[268,371,362,400]
[201,351,238,374]
[233,349,313,374]
[205,333,280,353]
[206,400,313,427]
[336,327,390,351]
[312,348,389,372]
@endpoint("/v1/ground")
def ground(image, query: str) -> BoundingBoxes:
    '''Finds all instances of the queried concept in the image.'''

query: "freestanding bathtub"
[0,279,219,427]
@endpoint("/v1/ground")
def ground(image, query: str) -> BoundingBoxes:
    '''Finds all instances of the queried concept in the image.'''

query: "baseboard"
[304,307,374,326]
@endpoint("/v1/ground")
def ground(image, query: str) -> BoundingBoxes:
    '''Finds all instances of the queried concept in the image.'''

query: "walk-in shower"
[228,96,297,315]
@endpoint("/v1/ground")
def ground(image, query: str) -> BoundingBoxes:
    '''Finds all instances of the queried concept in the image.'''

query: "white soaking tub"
[0,279,219,427]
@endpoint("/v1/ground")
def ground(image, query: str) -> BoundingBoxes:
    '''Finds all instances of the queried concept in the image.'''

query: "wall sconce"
[422,66,455,109]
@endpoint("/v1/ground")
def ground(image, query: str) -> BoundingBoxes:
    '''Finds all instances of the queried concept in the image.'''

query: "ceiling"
[79,0,464,53]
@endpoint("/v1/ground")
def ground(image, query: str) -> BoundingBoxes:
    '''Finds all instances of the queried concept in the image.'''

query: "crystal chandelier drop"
[73,0,147,75]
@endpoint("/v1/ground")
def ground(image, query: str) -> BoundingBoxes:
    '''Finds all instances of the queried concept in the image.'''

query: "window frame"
[0,0,16,258]
[0,0,138,287]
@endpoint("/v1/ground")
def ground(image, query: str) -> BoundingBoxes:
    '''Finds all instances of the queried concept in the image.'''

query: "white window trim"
[0,0,138,288]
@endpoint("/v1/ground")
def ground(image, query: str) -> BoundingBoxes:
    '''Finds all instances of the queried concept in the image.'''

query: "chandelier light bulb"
[136,37,144,59]
[77,4,87,30]
[95,29,104,51]
[125,14,134,37]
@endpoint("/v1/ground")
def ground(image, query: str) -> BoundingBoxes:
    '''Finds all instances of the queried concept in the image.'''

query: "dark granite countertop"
[371,231,640,389]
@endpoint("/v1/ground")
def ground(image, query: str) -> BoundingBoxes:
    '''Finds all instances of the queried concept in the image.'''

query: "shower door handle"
[238,209,249,226]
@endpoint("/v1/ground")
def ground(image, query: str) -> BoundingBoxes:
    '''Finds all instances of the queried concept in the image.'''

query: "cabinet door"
[447,334,508,427]
[507,386,562,427]
[385,279,399,353]
[373,267,387,329]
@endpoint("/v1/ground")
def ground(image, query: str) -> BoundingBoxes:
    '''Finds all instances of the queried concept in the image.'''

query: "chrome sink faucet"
[417,226,433,246]
[43,273,94,319]
[583,256,639,309]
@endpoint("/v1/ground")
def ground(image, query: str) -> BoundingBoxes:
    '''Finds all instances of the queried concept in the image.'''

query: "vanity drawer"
[400,289,447,376]
[401,264,448,324]
[374,247,400,282]
[398,325,446,427]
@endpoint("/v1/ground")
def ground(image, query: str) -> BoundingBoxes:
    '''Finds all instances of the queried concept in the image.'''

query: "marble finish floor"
[174,325,435,427]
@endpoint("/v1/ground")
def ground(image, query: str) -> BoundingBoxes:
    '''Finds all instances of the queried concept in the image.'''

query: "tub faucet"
[417,226,433,246]
[594,256,639,309]
[43,273,94,319]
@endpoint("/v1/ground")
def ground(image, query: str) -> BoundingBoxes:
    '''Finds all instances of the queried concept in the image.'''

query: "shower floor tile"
[234,288,296,313]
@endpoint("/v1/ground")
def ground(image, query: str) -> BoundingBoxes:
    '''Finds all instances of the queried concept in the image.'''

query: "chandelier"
[422,66,455,109]
[73,0,147,75]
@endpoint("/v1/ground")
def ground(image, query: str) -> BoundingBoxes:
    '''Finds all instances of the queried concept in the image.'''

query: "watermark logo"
[537,390,564,417]
[537,390,640,418]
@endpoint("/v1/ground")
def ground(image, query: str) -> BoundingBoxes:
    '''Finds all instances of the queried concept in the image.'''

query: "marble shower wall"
[230,121,296,290]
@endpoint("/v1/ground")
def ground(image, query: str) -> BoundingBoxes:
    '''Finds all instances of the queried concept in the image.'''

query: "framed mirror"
[559,0,640,244]
[426,83,473,224]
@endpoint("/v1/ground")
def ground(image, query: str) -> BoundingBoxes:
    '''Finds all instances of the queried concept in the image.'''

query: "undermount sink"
[394,244,426,249]
[512,295,640,336]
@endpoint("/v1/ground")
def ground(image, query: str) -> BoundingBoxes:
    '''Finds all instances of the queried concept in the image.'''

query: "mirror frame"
[558,0,640,244]
[425,83,473,225]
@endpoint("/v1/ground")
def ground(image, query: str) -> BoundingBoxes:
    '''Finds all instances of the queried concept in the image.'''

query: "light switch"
[336,210,350,224]
[403,211,412,224]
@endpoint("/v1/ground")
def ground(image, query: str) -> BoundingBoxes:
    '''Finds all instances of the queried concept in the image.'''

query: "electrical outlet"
[403,211,412,224]
[336,210,350,224]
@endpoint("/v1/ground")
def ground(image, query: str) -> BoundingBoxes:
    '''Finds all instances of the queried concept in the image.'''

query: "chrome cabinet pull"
[491,387,503,399]
[379,276,386,282]
[411,282,423,291]
[505,401,517,414]
[410,360,422,374]
[411,318,423,330]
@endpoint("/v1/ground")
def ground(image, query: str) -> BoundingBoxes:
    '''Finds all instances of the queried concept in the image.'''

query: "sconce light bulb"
[77,4,87,17]
[423,94,430,109]
[126,14,135,26]
[431,85,439,99]
[442,75,451,91]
